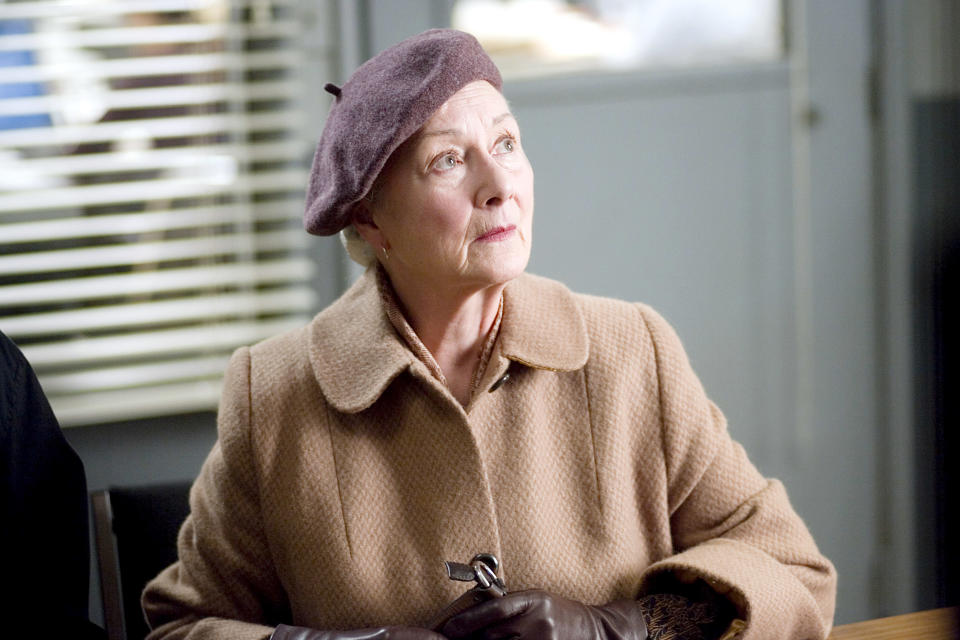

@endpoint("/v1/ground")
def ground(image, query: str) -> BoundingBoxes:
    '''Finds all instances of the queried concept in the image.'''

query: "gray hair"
[340,224,377,267]
[339,174,387,268]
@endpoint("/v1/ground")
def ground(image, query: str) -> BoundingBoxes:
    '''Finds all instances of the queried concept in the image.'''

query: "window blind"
[0,0,327,426]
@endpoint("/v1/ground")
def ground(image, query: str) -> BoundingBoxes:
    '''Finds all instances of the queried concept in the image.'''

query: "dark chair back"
[92,481,192,640]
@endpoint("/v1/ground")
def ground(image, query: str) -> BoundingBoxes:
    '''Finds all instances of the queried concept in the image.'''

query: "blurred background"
[0,0,957,630]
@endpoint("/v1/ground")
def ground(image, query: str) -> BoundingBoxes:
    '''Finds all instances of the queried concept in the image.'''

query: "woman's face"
[356,80,534,298]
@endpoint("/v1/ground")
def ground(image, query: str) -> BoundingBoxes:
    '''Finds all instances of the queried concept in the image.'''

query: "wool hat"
[303,29,503,236]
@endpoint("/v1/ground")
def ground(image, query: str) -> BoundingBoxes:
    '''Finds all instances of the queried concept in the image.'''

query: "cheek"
[380,186,460,243]
[421,191,472,236]
[518,164,535,215]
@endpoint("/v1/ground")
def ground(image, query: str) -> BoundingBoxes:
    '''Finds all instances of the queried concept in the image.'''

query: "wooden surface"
[828,606,959,639]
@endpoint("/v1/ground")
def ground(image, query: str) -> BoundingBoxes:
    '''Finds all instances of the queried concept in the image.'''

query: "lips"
[475,224,516,242]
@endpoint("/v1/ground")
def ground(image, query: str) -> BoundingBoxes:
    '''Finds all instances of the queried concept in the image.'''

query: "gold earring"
[381,246,389,261]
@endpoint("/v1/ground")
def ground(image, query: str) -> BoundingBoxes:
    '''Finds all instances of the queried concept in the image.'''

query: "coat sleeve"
[634,305,837,640]
[1,332,98,635]
[142,347,286,640]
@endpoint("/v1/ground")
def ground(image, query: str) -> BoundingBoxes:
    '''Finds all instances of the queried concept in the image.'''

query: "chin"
[478,253,529,287]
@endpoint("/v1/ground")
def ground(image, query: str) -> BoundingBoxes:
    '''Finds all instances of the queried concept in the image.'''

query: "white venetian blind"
[0,0,325,426]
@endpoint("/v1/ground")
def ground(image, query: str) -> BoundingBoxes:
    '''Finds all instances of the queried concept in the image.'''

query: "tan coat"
[143,269,836,640]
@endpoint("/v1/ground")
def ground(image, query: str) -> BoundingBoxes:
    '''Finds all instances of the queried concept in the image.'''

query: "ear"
[350,202,389,251]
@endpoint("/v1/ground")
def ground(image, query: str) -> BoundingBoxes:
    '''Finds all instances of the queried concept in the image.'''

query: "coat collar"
[309,269,589,413]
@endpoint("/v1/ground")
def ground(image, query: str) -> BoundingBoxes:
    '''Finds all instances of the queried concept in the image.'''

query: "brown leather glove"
[270,624,446,640]
[440,589,648,640]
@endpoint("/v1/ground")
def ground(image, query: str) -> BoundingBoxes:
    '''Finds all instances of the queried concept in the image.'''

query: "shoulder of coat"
[249,322,312,362]
[572,290,656,338]
[513,273,663,366]
[245,322,316,392]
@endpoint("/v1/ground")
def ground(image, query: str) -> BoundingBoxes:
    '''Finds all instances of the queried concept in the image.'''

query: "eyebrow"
[420,112,515,139]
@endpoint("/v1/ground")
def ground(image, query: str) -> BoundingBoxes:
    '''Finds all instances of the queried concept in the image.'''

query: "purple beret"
[304,29,502,236]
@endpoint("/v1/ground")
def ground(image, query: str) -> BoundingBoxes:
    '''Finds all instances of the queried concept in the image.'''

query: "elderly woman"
[143,30,836,640]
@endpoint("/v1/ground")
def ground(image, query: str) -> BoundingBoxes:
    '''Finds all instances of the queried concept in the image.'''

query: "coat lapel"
[500,273,589,372]
[308,268,416,413]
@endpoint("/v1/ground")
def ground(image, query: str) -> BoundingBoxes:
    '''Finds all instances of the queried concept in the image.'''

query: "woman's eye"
[432,153,459,172]
[494,137,516,154]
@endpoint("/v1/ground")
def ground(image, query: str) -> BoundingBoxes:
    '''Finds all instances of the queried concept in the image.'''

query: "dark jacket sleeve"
[1,331,103,637]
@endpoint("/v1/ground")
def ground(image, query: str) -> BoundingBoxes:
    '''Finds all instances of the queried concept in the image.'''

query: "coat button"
[488,372,510,392]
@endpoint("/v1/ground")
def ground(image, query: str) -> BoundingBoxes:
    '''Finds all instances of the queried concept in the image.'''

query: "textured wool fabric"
[142,269,837,640]
[303,29,502,236]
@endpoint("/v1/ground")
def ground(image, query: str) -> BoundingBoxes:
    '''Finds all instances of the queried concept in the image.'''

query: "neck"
[387,270,505,404]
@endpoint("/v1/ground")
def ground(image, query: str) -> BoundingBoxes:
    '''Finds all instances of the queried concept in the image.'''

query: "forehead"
[420,80,512,132]
[379,81,514,176]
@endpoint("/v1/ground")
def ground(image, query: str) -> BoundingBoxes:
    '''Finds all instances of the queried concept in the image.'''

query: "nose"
[473,154,515,209]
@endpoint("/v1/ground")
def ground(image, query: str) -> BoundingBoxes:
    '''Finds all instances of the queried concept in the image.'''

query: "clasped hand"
[440,589,647,640]
[271,590,647,640]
